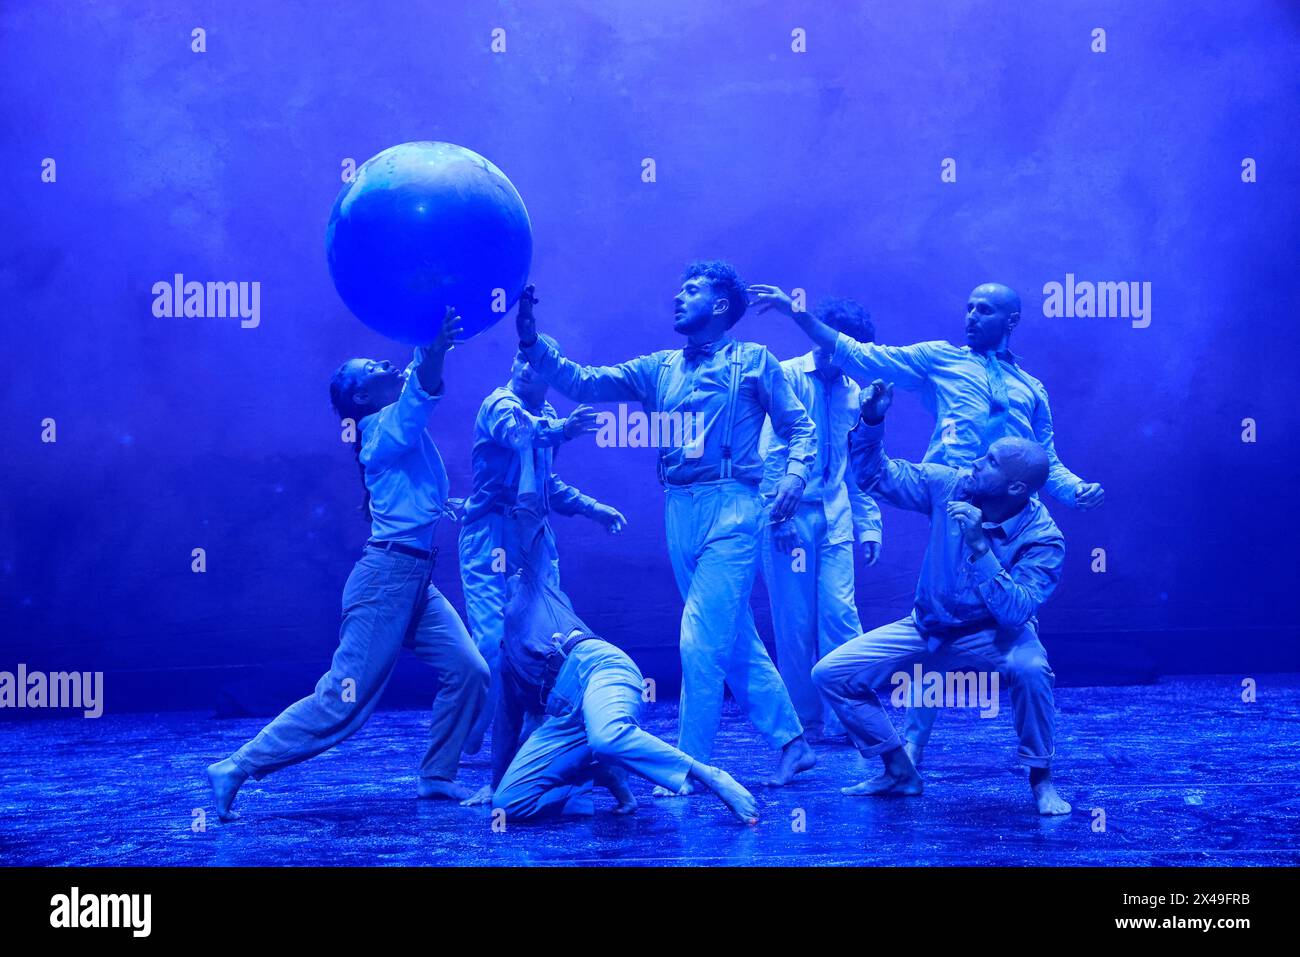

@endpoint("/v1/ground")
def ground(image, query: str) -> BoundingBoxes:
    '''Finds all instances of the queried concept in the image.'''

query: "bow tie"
[684,340,725,363]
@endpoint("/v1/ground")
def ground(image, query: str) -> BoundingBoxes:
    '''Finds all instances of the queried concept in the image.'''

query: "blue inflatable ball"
[326,141,533,344]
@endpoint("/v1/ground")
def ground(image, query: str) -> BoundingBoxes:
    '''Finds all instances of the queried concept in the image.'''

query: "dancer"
[207,308,488,820]
[517,264,818,789]
[812,379,1071,815]
[458,319,626,754]
[759,297,882,743]
[752,280,1101,763]
[480,412,759,823]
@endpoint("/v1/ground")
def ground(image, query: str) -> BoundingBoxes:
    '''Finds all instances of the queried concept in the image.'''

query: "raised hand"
[946,500,988,554]
[416,305,464,395]
[433,305,463,353]
[516,284,539,346]
[562,404,600,440]
[747,283,796,317]
[502,405,534,452]
[859,379,895,425]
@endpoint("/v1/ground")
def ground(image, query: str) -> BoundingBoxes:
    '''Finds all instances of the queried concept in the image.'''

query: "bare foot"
[596,766,638,815]
[652,779,695,798]
[691,765,759,825]
[903,740,924,768]
[842,747,922,797]
[763,735,816,787]
[459,784,493,807]
[1030,768,1071,816]
[418,778,474,801]
[841,772,923,797]
[206,759,247,822]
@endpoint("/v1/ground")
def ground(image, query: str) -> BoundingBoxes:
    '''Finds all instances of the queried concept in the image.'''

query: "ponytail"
[330,362,373,525]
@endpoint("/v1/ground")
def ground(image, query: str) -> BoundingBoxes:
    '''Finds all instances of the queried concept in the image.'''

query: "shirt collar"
[683,334,734,363]
[960,344,1020,365]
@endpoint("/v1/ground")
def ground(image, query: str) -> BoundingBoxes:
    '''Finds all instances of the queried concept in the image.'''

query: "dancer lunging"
[207,308,488,820]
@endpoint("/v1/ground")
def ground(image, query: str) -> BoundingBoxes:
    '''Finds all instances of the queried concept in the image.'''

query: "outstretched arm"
[516,284,657,404]
[364,308,462,468]
[849,379,947,515]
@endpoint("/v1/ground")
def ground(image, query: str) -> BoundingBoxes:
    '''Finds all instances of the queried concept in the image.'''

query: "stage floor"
[1,674,1296,867]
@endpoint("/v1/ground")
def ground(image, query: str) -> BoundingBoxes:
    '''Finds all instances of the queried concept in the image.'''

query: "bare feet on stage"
[763,734,816,787]
[206,758,248,821]
[417,778,475,801]
[841,746,922,797]
[652,779,695,798]
[688,763,759,825]
[1029,767,1072,816]
[595,765,638,815]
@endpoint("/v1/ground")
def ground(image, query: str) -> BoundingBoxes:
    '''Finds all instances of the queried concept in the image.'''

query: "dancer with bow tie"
[514,263,819,790]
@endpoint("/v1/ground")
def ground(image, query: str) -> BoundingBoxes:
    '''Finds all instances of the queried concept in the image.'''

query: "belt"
[366,540,437,562]
[538,633,601,707]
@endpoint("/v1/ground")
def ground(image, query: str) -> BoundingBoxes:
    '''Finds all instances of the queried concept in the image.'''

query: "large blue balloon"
[326,141,533,344]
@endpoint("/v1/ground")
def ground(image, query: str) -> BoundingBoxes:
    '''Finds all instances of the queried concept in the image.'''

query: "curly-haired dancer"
[516,264,818,790]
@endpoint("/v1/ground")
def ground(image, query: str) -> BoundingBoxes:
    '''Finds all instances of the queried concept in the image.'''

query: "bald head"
[965,283,1021,353]
[987,437,1049,496]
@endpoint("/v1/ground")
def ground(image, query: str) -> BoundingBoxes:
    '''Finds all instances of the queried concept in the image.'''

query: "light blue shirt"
[831,334,1085,507]
[463,386,598,524]
[523,334,816,487]
[760,352,881,546]
[849,419,1066,635]
[358,348,449,550]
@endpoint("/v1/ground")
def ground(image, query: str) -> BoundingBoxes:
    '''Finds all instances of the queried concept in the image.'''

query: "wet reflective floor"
[1,674,1296,866]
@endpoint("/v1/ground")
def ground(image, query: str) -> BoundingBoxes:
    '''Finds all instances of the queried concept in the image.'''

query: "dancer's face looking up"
[673,277,729,336]
[511,353,547,404]
[339,357,405,417]
[965,283,1021,353]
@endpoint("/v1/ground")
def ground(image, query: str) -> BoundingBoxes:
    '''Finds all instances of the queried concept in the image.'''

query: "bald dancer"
[751,281,1102,764]
[813,380,1071,815]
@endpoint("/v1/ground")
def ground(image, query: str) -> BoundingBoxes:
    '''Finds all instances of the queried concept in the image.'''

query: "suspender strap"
[718,342,745,480]
[655,352,678,486]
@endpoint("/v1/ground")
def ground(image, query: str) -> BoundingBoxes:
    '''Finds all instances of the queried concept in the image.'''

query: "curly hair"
[682,260,748,327]
[813,296,874,344]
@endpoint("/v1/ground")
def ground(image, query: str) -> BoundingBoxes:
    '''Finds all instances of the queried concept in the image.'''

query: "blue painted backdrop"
[3,1,1299,713]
